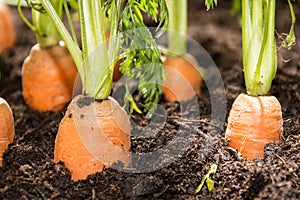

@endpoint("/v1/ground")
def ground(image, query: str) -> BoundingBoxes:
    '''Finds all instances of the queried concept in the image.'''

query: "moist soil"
[1,1,300,199]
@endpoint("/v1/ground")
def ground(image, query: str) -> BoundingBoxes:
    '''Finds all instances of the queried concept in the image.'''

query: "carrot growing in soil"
[0,97,15,166]
[18,0,77,112]
[223,0,296,160]
[0,2,15,54]
[41,0,167,180]
[163,0,202,102]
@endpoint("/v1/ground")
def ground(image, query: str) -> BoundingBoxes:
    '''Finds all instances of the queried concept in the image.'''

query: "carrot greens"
[41,0,167,114]
[205,0,295,96]
[242,0,295,96]
[18,0,63,47]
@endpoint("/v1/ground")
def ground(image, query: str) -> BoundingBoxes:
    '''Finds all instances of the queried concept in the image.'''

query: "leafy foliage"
[117,0,168,115]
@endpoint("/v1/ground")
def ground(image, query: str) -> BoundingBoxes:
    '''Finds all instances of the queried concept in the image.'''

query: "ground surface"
[0,1,299,199]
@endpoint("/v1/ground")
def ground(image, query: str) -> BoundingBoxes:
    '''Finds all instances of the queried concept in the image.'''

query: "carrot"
[162,54,202,102]
[22,43,77,112]
[0,97,15,166]
[0,3,15,54]
[42,0,167,180]
[221,0,296,160]
[18,0,77,112]
[163,0,202,102]
[225,94,282,160]
[54,95,130,180]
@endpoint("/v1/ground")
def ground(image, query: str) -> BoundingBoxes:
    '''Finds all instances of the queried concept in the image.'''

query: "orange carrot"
[42,0,165,181]
[0,3,15,54]
[22,43,77,112]
[162,54,202,102]
[225,93,282,160]
[54,95,131,181]
[0,97,15,166]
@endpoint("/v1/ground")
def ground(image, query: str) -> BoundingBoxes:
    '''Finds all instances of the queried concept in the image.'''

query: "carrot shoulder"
[225,93,282,160]
[162,54,202,102]
[22,43,77,112]
[0,98,15,166]
[0,3,15,54]
[54,95,131,181]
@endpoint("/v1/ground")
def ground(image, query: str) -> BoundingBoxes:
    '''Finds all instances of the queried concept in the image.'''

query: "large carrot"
[18,0,77,112]
[42,0,167,180]
[163,0,202,102]
[54,95,130,180]
[0,3,15,54]
[0,97,15,166]
[222,0,296,160]
[225,94,282,160]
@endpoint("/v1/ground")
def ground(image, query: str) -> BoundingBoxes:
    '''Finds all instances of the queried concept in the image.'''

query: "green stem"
[243,0,276,96]
[31,0,63,47]
[165,0,187,56]
[108,0,121,68]
[242,0,251,92]
[282,0,296,50]
[63,0,78,46]
[17,0,36,32]
[79,0,111,99]
[41,0,83,73]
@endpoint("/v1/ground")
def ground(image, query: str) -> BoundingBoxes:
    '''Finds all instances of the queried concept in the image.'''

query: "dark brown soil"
[1,2,299,199]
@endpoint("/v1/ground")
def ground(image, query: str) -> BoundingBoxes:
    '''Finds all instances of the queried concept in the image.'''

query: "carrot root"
[0,3,15,54]
[22,43,77,112]
[54,95,131,181]
[0,98,15,166]
[225,93,282,160]
[162,54,202,102]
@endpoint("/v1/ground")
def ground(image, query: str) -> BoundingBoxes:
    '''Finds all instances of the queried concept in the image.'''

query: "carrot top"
[242,0,295,96]
[206,0,296,96]
[17,0,63,47]
[41,0,168,115]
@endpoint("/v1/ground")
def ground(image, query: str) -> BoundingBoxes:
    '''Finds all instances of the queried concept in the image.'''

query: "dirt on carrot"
[0,3,15,54]
[22,43,77,112]
[162,54,202,102]
[0,97,15,166]
[54,95,131,181]
[225,93,282,160]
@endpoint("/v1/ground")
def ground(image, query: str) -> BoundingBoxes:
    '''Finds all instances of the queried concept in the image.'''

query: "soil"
[1,1,300,199]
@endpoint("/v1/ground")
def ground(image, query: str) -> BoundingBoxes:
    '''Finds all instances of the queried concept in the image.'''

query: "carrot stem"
[63,0,78,46]
[41,0,82,71]
[242,0,276,96]
[31,0,63,47]
[165,0,187,56]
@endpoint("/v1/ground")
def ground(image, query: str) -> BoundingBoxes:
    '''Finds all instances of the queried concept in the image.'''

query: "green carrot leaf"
[119,0,166,115]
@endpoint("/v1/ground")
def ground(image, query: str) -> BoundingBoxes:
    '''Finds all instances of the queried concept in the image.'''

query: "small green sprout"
[195,163,217,194]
